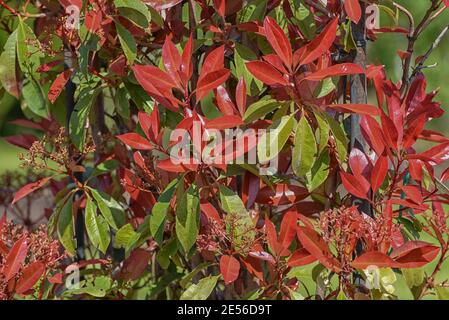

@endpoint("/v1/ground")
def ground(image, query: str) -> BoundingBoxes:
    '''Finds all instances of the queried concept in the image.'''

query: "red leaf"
[296,17,338,66]
[256,184,309,206]
[200,46,225,79]
[296,226,341,272]
[287,248,316,267]
[15,261,45,294]
[263,17,292,69]
[340,171,370,200]
[162,35,182,87]
[352,251,396,269]
[213,0,226,18]
[371,154,388,192]
[2,236,29,281]
[13,177,52,205]
[419,141,449,165]
[196,69,230,101]
[279,211,297,250]
[344,0,362,23]
[60,0,82,9]
[327,104,380,116]
[444,0,449,7]
[181,34,194,84]
[109,55,127,76]
[132,65,177,90]
[215,86,238,116]
[391,241,440,268]
[246,61,289,86]
[349,148,369,176]
[157,158,198,173]
[361,115,385,156]
[265,219,283,256]
[120,249,151,281]
[236,78,247,117]
[3,134,38,149]
[205,115,243,130]
[48,69,72,104]
[303,63,364,81]
[117,133,153,150]
[220,255,240,285]
[85,7,102,32]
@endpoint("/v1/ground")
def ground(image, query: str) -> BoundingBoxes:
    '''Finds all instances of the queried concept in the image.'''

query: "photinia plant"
[1,0,449,300]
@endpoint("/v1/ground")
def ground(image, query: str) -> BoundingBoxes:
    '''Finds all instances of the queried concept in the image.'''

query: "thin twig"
[410,24,449,81]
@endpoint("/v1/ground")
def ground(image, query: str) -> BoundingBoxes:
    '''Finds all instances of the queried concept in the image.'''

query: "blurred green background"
[0,0,448,174]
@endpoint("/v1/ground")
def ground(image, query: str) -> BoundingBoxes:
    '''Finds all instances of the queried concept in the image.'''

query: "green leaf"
[114,0,150,28]
[69,87,100,150]
[116,22,137,65]
[57,195,76,256]
[234,43,263,96]
[156,237,178,269]
[21,78,48,118]
[315,78,335,98]
[151,178,179,244]
[315,112,330,152]
[180,275,220,300]
[306,150,330,192]
[0,29,19,98]
[219,186,255,254]
[175,183,200,254]
[402,268,424,289]
[436,286,449,300]
[17,18,43,75]
[326,114,348,163]
[89,188,125,230]
[257,115,296,163]
[243,98,280,123]
[85,195,110,254]
[292,115,317,177]
[114,224,140,252]
[180,262,213,288]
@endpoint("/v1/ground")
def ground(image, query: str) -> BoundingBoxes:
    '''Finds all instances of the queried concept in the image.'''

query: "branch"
[410,24,449,81]
[304,0,334,19]
[399,0,442,97]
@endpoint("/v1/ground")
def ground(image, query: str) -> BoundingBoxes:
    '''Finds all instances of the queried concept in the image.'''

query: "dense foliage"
[1,0,449,300]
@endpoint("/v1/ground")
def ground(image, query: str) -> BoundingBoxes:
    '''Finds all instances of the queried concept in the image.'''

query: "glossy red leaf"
[287,248,316,267]
[200,46,225,79]
[13,177,52,205]
[279,211,297,250]
[371,154,388,192]
[162,35,182,87]
[361,115,385,156]
[349,148,370,176]
[181,34,194,83]
[109,55,127,76]
[352,251,396,270]
[340,171,370,200]
[215,86,238,116]
[15,261,45,294]
[265,219,284,256]
[256,184,309,206]
[344,0,362,23]
[296,226,341,272]
[328,103,380,116]
[117,133,153,150]
[304,63,364,81]
[213,0,226,17]
[263,17,292,69]
[157,158,198,173]
[205,115,243,130]
[419,141,449,165]
[236,77,247,117]
[196,69,230,101]
[48,69,72,104]
[391,241,440,268]
[246,61,289,86]
[220,255,240,285]
[3,236,29,281]
[296,17,338,66]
